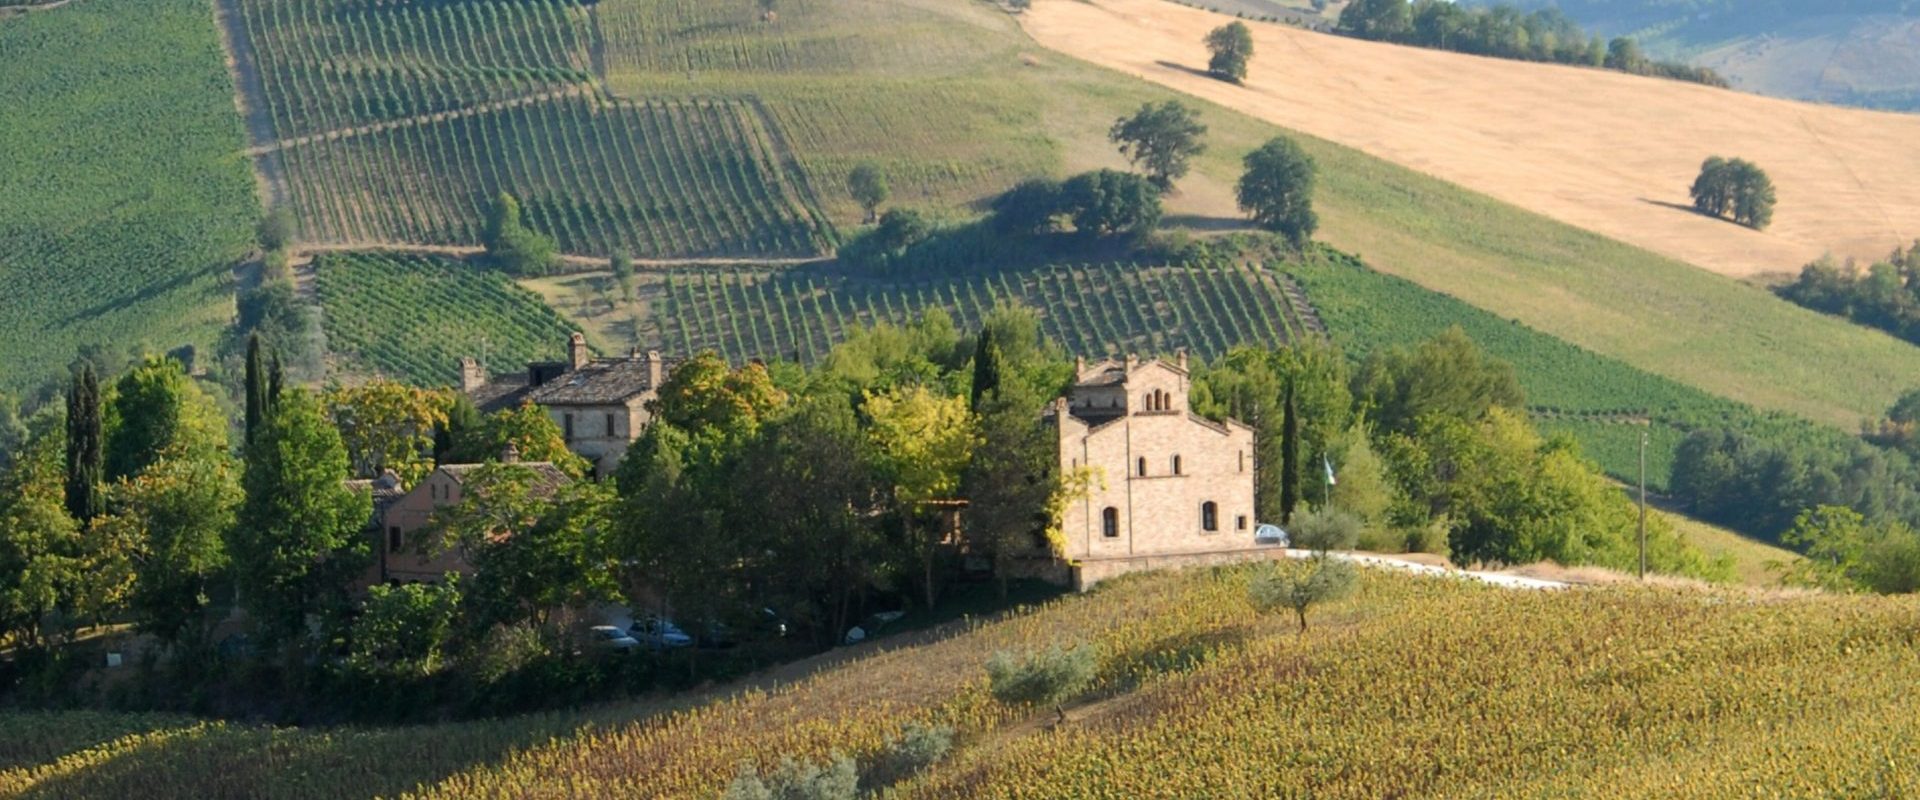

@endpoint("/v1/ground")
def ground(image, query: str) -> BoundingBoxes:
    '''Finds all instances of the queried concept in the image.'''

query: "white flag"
[1324,456,1337,486]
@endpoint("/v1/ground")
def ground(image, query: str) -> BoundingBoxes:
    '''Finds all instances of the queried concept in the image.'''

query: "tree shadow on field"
[1154,60,1218,80]
[1163,214,1257,232]
[1639,197,1748,229]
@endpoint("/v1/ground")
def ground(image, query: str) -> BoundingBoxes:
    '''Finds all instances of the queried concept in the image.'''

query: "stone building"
[461,333,678,477]
[359,448,573,587]
[1046,354,1260,588]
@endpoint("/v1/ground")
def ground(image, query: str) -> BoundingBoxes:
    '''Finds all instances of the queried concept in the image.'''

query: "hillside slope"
[1024,0,1920,279]
[3,566,1914,797]
[0,0,258,395]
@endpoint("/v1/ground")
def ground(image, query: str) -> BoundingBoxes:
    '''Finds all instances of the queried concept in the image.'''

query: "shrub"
[724,754,860,800]
[1249,556,1357,631]
[1290,507,1362,552]
[987,643,1098,723]
[865,722,955,788]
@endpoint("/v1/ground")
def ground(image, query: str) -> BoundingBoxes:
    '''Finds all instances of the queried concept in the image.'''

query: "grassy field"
[3,565,1912,797]
[1661,510,1799,587]
[312,253,588,387]
[0,0,259,395]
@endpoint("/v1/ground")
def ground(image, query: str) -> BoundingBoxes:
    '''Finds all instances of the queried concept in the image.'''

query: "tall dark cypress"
[268,351,285,406]
[969,327,1002,411]
[64,361,104,523]
[1280,377,1301,525]
[244,333,267,446]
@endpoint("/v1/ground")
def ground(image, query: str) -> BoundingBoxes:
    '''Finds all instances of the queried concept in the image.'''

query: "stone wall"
[1072,546,1293,591]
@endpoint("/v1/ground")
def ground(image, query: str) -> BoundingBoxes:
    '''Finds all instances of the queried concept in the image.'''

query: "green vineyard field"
[0,0,258,396]
[237,0,834,260]
[314,252,582,386]
[278,95,828,259]
[654,261,1324,366]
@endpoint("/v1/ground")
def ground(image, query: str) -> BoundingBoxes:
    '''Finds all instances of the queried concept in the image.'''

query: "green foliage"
[1329,423,1394,528]
[1336,0,1726,85]
[0,0,257,395]
[313,253,579,387]
[484,193,559,278]
[231,389,373,641]
[1290,507,1365,552]
[869,722,955,787]
[986,643,1099,713]
[257,208,297,253]
[1776,246,1920,348]
[1237,136,1319,246]
[990,179,1066,236]
[1690,157,1775,229]
[451,403,592,479]
[1109,101,1209,190]
[1353,326,1525,437]
[1059,170,1163,238]
[103,357,228,482]
[0,417,84,648]
[610,251,635,304]
[109,451,239,645]
[648,354,787,440]
[1194,343,1352,523]
[64,363,104,524]
[328,381,450,484]
[1248,555,1357,631]
[847,163,889,223]
[1204,21,1255,83]
[349,577,463,678]
[1776,505,1920,594]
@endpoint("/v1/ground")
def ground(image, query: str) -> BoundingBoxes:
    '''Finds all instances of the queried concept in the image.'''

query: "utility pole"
[1638,421,1649,581]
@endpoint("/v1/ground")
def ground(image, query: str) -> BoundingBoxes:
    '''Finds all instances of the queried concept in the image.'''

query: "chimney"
[500,441,520,464]
[568,332,589,370]
[1125,353,1139,372]
[1176,348,1189,371]
[1074,355,1085,374]
[646,350,663,387]
[460,357,487,393]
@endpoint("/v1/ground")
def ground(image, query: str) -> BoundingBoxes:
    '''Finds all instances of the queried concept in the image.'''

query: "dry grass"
[1023,0,1920,279]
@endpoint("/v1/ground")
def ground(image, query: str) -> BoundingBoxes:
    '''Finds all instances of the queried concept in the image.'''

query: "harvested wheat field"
[1023,0,1920,278]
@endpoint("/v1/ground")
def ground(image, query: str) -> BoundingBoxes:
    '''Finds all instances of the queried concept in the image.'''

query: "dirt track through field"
[1023,0,1920,277]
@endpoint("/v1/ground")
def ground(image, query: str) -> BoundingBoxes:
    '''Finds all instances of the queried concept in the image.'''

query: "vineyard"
[5,566,1916,797]
[313,252,584,386]
[0,0,259,396]
[651,261,1325,365]
[235,0,834,259]
[277,95,828,258]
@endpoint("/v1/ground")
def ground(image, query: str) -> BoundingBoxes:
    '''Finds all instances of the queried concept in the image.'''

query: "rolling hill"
[3,565,1912,797]
[1024,0,1920,280]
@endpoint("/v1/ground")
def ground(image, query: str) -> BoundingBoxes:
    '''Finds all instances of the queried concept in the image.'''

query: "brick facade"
[1049,356,1259,568]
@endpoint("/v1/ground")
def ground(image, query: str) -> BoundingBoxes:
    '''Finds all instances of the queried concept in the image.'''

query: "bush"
[989,178,1064,236]
[987,643,1098,722]
[724,754,860,800]
[348,577,462,678]
[1249,556,1357,632]
[1290,507,1362,552]
[1059,169,1162,238]
[865,722,955,788]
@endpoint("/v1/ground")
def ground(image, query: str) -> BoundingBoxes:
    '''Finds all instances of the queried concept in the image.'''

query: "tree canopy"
[1204,21,1256,83]
[1109,101,1208,190]
[1237,136,1319,246]
[1690,157,1775,229]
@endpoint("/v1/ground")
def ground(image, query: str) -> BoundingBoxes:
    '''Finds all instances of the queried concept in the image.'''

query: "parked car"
[1255,524,1289,547]
[629,617,693,650]
[589,625,642,652]
[843,610,906,645]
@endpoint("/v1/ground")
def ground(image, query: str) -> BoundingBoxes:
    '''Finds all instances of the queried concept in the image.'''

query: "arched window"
[1102,507,1120,538]
[1172,455,1183,475]
[1138,457,1148,477]
[1201,501,1219,532]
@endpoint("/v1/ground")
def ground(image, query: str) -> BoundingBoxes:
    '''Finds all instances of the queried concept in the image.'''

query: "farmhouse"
[359,446,573,588]
[460,333,678,477]
[1046,354,1260,588]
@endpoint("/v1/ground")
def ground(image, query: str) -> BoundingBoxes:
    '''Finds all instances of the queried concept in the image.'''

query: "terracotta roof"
[1072,357,1188,388]
[470,374,534,413]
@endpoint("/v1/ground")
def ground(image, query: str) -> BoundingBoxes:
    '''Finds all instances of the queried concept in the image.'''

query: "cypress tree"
[245,333,267,446]
[435,393,482,464]
[1280,378,1301,525]
[969,327,1002,411]
[63,361,104,523]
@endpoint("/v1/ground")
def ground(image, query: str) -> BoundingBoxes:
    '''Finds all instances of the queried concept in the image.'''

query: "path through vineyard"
[210,0,286,209]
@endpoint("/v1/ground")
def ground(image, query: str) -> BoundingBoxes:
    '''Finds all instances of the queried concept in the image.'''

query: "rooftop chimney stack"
[1176,348,1189,371]
[568,332,589,370]
[501,442,521,464]
[459,357,487,393]
[646,350,663,387]
[1074,355,1086,374]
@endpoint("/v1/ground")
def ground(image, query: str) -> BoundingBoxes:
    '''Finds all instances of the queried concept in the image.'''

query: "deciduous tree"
[103,356,227,482]
[328,381,450,484]
[1204,21,1256,83]
[1237,136,1319,246]
[863,385,978,607]
[847,163,889,223]
[1109,101,1208,190]
[484,192,558,277]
